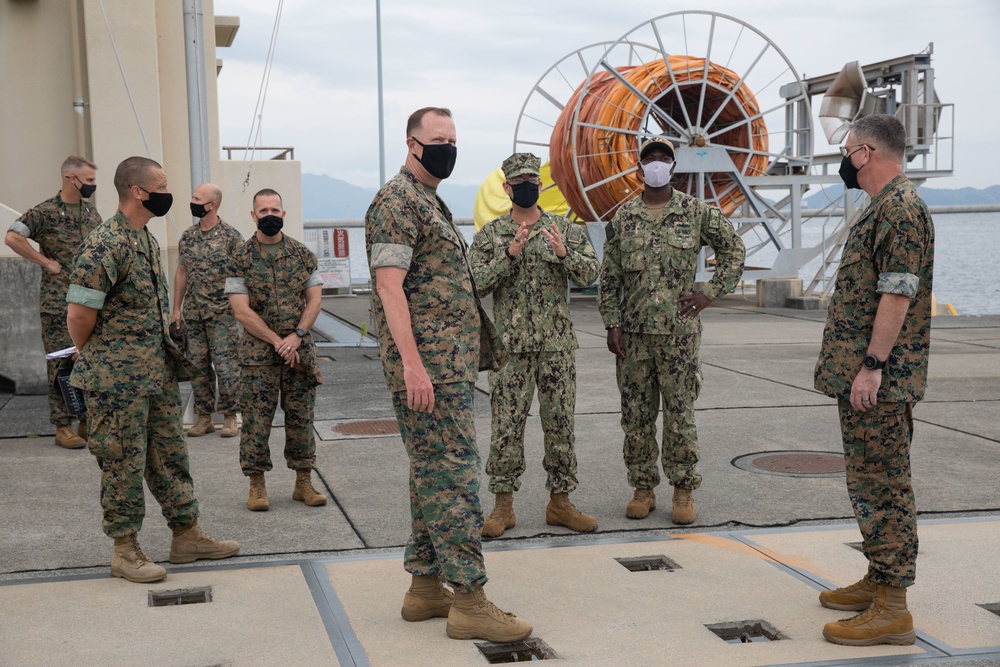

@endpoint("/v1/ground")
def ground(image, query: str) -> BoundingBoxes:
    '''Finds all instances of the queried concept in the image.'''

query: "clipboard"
[54,360,87,416]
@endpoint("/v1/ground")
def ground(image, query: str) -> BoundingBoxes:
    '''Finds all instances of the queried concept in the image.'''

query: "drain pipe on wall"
[183,0,211,188]
[69,0,88,157]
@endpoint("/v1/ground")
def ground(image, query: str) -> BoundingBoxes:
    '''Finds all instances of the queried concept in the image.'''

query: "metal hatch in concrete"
[732,450,846,477]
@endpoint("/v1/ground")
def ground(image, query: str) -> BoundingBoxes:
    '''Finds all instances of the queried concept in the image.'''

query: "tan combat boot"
[626,488,656,519]
[481,492,515,538]
[111,533,166,583]
[55,425,86,449]
[671,487,696,524]
[820,576,878,611]
[76,418,88,440]
[247,473,269,511]
[169,521,240,564]
[187,414,215,437]
[292,469,327,506]
[546,492,598,532]
[823,584,915,646]
[220,414,239,438]
[401,574,454,622]
[446,586,533,642]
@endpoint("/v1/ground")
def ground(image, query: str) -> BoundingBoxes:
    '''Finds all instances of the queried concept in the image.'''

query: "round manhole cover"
[732,451,845,478]
[332,419,399,436]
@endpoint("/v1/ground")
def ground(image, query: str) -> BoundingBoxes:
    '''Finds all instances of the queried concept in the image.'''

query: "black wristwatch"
[863,354,886,370]
[294,328,306,338]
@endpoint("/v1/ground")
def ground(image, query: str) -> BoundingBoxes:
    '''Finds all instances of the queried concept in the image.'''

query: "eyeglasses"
[507,177,541,185]
[640,155,674,165]
[840,144,874,158]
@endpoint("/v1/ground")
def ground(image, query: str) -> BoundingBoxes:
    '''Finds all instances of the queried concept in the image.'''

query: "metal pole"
[68,0,88,157]
[183,0,212,190]
[376,0,386,186]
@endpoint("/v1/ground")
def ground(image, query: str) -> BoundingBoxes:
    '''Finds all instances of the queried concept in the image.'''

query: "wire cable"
[550,55,769,221]
[234,0,285,215]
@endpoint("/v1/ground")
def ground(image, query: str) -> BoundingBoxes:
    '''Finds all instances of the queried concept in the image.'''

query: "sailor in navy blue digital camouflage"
[469,152,601,536]
[226,188,327,511]
[813,115,933,646]
[4,156,101,448]
[66,156,238,583]
[365,107,531,642]
[172,183,244,438]
[598,136,744,525]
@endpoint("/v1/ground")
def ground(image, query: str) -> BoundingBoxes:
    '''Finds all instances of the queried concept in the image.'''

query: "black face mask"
[839,154,861,190]
[141,191,173,217]
[510,181,540,209]
[413,138,457,180]
[76,180,97,198]
[190,202,209,218]
[257,214,283,237]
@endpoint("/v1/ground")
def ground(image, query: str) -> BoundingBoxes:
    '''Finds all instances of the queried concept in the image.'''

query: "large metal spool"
[517,11,811,224]
[510,12,951,292]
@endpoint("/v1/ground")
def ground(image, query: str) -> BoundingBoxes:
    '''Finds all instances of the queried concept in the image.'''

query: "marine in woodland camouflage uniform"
[366,108,531,643]
[815,126,934,593]
[66,157,238,583]
[598,137,744,522]
[173,184,243,428]
[368,169,486,588]
[226,191,324,479]
[5,156,101,444]
[66,161,203,538]
[469,153,599,499]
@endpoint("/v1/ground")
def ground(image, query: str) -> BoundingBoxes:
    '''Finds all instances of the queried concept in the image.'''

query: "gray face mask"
[641,161,674,188]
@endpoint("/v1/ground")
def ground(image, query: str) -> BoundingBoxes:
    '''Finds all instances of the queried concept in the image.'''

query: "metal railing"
[222,146,295,160]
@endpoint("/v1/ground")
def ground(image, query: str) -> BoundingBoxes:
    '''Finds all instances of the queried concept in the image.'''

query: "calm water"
[342,211,1000,316]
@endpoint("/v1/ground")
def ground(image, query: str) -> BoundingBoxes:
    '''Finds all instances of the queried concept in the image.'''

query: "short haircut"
[113,156,162,200]
[850,114,906,159]
[61,155,97,175]
[209,184,223,206]
[406,107,452,137]
[252,188,282,208]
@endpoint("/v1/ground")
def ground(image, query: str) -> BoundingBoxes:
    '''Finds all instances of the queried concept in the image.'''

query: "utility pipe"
[183,0,211,189]
[69,0,88,157]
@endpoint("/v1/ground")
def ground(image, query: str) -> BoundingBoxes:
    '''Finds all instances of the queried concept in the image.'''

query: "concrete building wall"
[0,1,81,215]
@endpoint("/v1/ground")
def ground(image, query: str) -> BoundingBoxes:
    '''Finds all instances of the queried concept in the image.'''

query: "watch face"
[863,355,876,370]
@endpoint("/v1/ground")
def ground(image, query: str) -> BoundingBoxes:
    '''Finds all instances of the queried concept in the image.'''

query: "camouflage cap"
[502,153,542,180]
[639,136,675,159]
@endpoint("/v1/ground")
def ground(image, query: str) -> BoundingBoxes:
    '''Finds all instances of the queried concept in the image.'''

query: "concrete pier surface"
[2,292,998,666]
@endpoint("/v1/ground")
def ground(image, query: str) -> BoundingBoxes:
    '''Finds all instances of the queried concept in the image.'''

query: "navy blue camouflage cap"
[502,153,542,180]
[639,136,676,160]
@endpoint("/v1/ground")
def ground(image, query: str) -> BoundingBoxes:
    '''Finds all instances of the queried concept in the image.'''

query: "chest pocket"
[436,219,462,248]
[666,227,697,250]
[127,253,158,303]
[620,234,649,272]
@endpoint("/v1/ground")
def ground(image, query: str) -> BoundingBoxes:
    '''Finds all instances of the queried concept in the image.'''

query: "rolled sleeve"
[877,271,919,298]
[7,220,30,237]
[370,242,413,270]
[306,271,324,288]
[225,276,248,295]
[67,284,107,309]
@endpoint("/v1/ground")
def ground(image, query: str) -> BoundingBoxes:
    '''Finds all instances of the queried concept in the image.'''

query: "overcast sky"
[213,0,1000,192]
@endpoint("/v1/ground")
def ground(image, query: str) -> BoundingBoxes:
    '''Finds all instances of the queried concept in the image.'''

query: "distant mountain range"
[302,173,480,221]
[303,172,1000,221]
